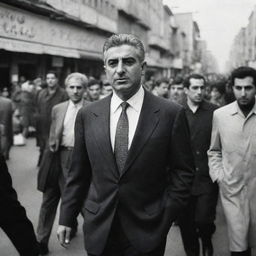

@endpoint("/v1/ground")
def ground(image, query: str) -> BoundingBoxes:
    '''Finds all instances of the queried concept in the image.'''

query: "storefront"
[0,2,107,89]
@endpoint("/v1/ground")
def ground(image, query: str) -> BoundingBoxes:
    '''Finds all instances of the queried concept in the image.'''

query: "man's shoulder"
[52,100,69,112]
[202,100,218,111]
[0,96,12,106]
[146,90,183,112]
[213,101,236,117]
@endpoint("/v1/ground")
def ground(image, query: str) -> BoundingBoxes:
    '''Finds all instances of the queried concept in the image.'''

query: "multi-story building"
[0,0,206,89]
[229,5,256,70]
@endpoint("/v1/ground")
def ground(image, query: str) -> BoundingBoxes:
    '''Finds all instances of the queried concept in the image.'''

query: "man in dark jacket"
[178,74,219,256]
[35,70,68,166]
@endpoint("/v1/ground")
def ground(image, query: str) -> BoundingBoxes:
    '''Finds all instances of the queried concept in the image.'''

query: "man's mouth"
[116,78,128,84]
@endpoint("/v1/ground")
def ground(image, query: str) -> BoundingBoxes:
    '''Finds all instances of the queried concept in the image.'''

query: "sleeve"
[59,109,91,227]
[48,107,57,151]
[207,111,224,182]
[167,107,195,216]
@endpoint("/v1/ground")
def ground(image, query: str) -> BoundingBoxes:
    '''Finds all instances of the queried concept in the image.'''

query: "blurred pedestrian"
[100,80,113,99]
[85,78,101,102]
[178,74,218,256]
[208,66,256,255]
[37,72,90,255]
[0,153,39,255]
[152,77,169,98]
[35,70,68,166]
[57,33,194,256]
[169,76,185,104]
[209,81,226,107]
[1,87,10,98]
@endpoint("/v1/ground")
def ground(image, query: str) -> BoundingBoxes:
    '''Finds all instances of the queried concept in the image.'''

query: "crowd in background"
[0,70,234,157]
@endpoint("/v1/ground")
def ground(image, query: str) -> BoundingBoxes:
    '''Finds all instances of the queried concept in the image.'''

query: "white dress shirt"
[61,100,83,147]
[110,86,144,151]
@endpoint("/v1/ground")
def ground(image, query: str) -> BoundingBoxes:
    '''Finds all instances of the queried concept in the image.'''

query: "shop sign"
[0,3,105,58]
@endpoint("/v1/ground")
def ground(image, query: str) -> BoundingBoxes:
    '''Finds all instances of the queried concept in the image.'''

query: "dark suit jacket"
[183,100,218,195]
[37,100,90,192]
[59,90,195,255]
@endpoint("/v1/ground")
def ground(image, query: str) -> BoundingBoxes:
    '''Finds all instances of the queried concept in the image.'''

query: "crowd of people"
[0,33,256,256]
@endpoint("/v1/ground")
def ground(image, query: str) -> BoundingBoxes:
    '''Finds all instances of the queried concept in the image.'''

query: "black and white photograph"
[0,0,256,255]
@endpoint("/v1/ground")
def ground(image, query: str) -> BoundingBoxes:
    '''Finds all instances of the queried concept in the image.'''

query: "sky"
[163,0,256,73]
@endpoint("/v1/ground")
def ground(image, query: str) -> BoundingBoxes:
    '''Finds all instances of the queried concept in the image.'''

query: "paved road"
[0,138,233,256]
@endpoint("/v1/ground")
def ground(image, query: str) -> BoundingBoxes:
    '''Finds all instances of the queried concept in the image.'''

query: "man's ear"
[141,61,147,75]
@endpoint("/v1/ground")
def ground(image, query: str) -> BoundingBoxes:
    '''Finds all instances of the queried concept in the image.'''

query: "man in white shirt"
[37,73,89,255]
[57,34,194,256]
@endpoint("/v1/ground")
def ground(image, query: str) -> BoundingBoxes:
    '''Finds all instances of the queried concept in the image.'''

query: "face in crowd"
[170,84,184,103]
[155,81,169,98]
[233,76,256,108]
[65,73,87,104]
[46,72,58,89]
[185,77,205,105]
[87,82,101,101]
[103,34,146,101]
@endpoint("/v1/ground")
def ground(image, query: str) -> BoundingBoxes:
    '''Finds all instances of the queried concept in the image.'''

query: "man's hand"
[57,225,72,248]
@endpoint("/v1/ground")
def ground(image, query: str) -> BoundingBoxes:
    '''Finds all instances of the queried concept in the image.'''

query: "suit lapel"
[91,96,119,178]
[122,91,160,176]
[56,101,69,141]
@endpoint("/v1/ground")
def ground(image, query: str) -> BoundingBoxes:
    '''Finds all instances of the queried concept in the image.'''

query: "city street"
[0,137,232,256]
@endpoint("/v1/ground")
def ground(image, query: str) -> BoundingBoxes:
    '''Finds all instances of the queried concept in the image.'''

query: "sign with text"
[0,3,105,58]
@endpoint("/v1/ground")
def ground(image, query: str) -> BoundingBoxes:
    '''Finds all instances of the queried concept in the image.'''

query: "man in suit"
[37,73,89,255]
[0,96,13,159]
[208,66,256,256]
[178,74,218,256]
[0,153,39,255]
[57,34,195,256]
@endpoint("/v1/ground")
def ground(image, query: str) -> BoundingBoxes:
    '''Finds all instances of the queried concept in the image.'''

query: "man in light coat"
[208,66,256,256]
[37,72,89,255]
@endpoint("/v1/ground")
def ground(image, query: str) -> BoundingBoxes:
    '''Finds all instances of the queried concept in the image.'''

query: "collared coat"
[37,99,90,192]
[208,100,256,251]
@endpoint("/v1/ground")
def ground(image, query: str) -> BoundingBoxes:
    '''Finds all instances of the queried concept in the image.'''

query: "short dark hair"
[155,77,169,87]
[171,76,183,85]
[103,34,145,63]
[183,74,206,88]
[46,70,58,78]
[88,79,101,88]
[231,66,256,87]
[210,81,226,95]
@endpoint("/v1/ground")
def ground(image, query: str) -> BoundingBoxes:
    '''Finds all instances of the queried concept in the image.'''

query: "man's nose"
[241,88,246,96]
[116,61,124,74]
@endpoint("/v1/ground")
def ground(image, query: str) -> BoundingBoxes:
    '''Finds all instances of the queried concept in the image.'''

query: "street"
[0,137,231,256]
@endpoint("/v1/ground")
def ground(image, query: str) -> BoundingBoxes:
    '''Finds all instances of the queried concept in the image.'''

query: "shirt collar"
[230,99,256,116]
[68,99,84,108]
[111,86,144,113]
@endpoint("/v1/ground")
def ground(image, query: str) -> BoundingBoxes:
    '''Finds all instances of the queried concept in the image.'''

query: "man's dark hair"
[183,74,206,88]
[46,70,58,78]
[231,66,256,87]
[171,76,183,85]
[88,79,101,88]
[103,33,145,63]
[155,77,169,87]
[210,81,226,95]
